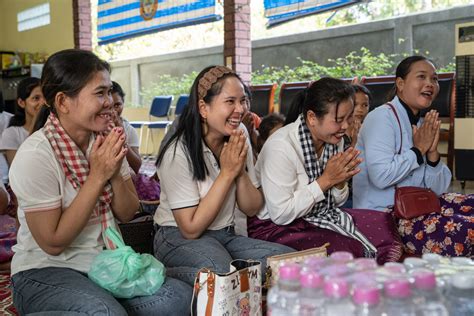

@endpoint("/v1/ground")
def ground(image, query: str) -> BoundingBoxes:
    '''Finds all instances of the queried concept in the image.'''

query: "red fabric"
[251,112,261,129]
[248,209,402,264]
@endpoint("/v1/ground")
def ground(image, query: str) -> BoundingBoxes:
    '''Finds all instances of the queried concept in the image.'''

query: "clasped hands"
[317,147,362,192]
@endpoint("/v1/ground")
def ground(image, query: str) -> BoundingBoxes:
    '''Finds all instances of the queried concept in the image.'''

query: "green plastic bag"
[88,227,166,298]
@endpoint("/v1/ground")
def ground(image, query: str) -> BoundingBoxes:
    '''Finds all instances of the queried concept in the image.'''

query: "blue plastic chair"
[174,94,189,116]
[130,95,174,153]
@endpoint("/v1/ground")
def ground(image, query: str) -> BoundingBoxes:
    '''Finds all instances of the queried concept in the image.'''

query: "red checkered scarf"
[43,113,117,249]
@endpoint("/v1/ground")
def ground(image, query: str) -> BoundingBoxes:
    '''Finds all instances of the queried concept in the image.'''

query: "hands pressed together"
[318,147,362,192]
[89,127,128,184]
[219,129,248,180]
[412,110,441,160]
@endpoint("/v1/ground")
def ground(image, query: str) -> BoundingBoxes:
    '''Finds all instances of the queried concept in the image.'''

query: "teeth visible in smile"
[421,91,433,96]
[99,113,110,119]
[227,119,240,125]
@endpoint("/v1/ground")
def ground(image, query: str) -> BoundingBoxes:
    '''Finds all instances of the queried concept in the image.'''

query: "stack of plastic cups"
[383,277,416,316]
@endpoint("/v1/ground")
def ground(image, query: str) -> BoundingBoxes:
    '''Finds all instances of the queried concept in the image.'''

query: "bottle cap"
[353,284,380,306]
[324,277,349,298]
[413,269,437,290]
[279,263,301,281]
[384,278,411,298]
[330,251,354,263]
[300,271,323,289]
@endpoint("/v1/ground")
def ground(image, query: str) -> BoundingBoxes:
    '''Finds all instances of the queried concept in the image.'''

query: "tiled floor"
[449,180,474,194]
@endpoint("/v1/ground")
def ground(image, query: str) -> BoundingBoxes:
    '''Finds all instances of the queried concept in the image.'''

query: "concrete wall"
[0,0,74,55]
[111,5,474,107]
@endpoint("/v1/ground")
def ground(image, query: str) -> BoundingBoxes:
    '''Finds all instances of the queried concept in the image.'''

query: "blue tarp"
[97,0,221,45]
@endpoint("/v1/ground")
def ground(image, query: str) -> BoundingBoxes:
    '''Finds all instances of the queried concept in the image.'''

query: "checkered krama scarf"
[43,113,118,249]
[298,114,376,256]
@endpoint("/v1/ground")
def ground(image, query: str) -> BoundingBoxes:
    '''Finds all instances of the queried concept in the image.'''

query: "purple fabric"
[0,215,17,263]
[397,193,474,257]
[248,208,402,264]
[132,174,160,201]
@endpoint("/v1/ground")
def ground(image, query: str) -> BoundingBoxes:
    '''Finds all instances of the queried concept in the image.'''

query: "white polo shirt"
[154,133,259,230]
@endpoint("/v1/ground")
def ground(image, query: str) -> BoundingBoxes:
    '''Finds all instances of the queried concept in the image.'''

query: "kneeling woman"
[248,78,402,264]
[155,66,293,286]
[9,49,191,315]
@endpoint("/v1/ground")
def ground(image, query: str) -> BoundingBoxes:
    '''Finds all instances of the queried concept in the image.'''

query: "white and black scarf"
[298,114,376,256]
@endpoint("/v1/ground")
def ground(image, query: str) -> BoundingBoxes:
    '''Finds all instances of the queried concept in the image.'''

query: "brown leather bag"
[387,103,442,220]
[393,186,441,219]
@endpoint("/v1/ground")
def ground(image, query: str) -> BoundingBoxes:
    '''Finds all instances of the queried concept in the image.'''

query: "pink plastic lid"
[330,251,354,262]
[300,271,323,289]
[304,257,326,270]
[413,270,436,290]
[353,284,380,306]
[353,258,378,271]
[383,262,407,274]
[324,277,349,298]
[279,263,301,281]
[384,279,411,298]
[321,264,350,278]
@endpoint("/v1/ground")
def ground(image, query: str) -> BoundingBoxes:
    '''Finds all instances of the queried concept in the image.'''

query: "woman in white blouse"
[249,77,402,264]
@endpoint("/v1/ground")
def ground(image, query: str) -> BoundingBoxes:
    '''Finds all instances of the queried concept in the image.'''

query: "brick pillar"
[224,0,251,84]
[73,0,92,51]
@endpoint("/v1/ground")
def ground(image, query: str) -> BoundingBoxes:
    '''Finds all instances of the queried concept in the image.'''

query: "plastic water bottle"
[446,272,474,316]
[352,282,383,316]
[383,278,416,316]
[266,263,301,316]
[302,256,326,272]
[403,258,428,271]
[412,269,448,316]
[352,258,377,271]
[330,251,354,263]
[322,277,354,316]
[299,271,324,316]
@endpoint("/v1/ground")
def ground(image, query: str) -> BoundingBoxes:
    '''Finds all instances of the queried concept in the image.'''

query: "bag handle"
[387,102,402,154]
[104,227,126,249]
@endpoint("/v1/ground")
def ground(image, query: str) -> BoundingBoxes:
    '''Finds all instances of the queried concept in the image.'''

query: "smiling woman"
[154,65,294,286]
[8,49,192,315]
[248,77,403,264]
[0,77,44,167]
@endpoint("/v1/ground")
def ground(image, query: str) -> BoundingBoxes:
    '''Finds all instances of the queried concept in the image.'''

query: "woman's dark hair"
[387,55,435,101]
[259,113,285,142]
[111,81,125,100]
[8,77,41,127]
[352,84,372,102]
[285,77,354,125]
[156,65,244,181]
[33,49,111,133]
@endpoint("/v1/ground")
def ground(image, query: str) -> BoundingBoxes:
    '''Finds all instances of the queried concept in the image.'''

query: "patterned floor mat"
[0,271,16,315]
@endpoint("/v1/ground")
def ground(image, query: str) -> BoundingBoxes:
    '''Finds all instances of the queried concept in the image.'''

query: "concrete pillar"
[72,0,92,50]
[131,61,141,106]
[224,0,252,84]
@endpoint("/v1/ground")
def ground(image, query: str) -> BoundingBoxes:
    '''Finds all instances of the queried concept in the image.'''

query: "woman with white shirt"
[154,65,293,286]
[0,77,44,166]
[9,49,191,315]
[249,78,402,263]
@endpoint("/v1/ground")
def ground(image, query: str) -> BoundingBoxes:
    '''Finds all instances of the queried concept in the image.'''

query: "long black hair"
[32,49,111,133]
[285,77,354,125]
[156,66,244,181]
[8,77,41,127]
[387,55,434,101]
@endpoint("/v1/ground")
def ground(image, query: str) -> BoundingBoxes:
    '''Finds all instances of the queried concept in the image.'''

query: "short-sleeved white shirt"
[9,129,131,276]
[123,119,139,148]
[0,112,13,183]
[0,126,29,151]
[154,131,259,230]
